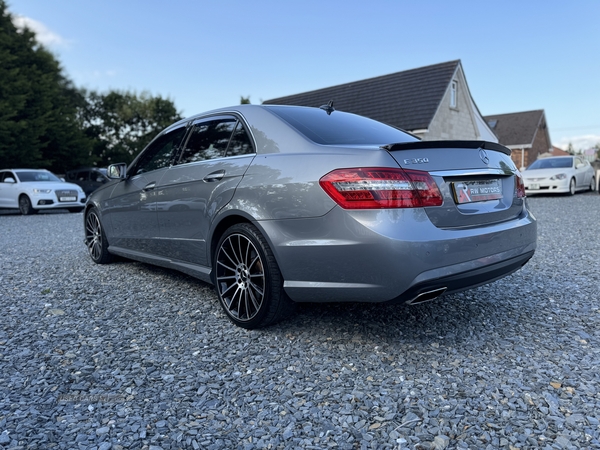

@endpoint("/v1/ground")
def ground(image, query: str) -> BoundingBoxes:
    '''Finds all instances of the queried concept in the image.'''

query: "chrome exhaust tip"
[406,287,447,305]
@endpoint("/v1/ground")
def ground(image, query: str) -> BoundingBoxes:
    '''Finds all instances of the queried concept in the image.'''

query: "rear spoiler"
[381,141,511,156]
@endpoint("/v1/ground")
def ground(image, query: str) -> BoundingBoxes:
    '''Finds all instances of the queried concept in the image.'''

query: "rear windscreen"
[266,106,418,146]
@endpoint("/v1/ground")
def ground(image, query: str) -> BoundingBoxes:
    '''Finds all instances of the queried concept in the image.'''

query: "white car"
[522,156,596,195]
[0,169,86,215]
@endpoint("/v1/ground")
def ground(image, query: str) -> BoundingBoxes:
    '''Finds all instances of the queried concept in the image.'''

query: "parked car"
[522,156,596,195]
[65,167,109,196]
[83,104,537,329]
[0,169,86,214]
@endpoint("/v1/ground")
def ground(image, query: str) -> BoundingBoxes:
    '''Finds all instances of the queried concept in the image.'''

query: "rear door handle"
[143,182,156,191]
[204,170,225,182]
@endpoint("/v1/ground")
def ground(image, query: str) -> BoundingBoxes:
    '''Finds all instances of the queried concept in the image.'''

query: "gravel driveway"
[1,193,599,450]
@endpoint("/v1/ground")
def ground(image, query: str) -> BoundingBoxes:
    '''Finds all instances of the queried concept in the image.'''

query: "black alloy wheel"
[84,208,113,264]
[214,223,294,329]
[19,195,37,215]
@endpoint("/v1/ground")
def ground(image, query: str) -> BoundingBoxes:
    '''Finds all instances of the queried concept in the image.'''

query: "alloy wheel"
[19,196,35,215]
[569,178,576,195]
[84,209,112,264]
[85,211,103,260]
[216,232,265,323]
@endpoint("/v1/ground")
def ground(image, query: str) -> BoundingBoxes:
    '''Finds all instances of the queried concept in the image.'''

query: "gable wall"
[510,117,552,169]
[423,67,480,141]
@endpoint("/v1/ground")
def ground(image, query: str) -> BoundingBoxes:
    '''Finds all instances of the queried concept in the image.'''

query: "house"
[483,110,552,170]
[263,60,498,143]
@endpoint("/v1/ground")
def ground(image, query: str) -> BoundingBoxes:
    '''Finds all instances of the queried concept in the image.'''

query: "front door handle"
[204,170,225,182]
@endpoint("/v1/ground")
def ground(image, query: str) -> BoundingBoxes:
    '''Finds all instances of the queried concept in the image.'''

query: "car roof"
[170,104,332,129]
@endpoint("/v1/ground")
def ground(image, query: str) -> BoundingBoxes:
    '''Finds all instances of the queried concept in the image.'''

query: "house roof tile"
[263,60,461,131]
[483,110,545,147]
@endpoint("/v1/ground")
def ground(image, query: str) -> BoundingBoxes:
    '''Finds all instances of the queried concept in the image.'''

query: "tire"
[568,178,576,196]
[19,195,37,215]
[589,177,596,192]
[84,208,113,264]
[214,223,294,329]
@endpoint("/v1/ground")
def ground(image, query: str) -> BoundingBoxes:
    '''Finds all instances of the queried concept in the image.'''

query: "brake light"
[319,167,443,209]
[515,172,526,198]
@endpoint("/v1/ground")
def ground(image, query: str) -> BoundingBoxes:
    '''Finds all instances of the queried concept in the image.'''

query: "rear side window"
[226,122,254,157]
[266,106,418,146]
[179,119,237,164]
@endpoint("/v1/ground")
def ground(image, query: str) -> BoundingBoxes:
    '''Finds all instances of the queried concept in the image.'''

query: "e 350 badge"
[403,157,429,165]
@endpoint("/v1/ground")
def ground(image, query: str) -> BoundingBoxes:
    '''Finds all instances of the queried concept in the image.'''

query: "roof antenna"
[320,100,335,115]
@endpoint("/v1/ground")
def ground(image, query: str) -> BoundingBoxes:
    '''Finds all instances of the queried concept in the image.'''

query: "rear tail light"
[515,172,526,198]
[319,167,443,209]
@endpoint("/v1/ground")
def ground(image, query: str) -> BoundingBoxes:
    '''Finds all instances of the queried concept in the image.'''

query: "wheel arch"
[209,213,253,280]
[208,211,287,283]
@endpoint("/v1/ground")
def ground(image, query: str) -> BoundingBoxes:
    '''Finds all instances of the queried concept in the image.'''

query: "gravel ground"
[0,192,599,450]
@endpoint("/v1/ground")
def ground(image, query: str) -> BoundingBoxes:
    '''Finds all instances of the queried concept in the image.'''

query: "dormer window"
[450,80,457,108]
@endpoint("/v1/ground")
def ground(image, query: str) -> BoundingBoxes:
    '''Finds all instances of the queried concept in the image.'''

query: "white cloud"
[555,134,600,151]
[12,15,69,48]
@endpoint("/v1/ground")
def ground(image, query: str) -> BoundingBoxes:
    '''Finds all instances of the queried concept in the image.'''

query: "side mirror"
[576,163,585,169]
[3,177,16,183]
[108,163,127,179]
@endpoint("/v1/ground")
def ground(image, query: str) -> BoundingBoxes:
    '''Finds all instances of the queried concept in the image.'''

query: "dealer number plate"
[60,196,77,202]
[452,179,503,204]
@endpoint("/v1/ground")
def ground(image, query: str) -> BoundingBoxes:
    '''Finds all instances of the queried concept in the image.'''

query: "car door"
[579,159,593,187]
[0,171,18,208]
[154,116,256,266]
[573,157,588,189]
[104,125,188,253]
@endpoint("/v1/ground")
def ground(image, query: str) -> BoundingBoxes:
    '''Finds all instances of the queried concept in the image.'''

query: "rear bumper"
[388,249,534,304]
[257,205,537,303]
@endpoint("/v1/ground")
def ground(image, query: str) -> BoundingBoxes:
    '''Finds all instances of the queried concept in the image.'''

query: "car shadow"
[111,258,547,351]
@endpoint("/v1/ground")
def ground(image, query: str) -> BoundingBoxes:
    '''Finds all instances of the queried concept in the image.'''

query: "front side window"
[179,118,237,164]
[131,126,187,176]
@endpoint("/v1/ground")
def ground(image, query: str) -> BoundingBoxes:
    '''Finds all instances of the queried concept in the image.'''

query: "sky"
[6,0,600,151]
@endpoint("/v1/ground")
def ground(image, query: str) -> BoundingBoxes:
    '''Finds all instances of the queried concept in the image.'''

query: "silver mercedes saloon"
[84,104,537,329]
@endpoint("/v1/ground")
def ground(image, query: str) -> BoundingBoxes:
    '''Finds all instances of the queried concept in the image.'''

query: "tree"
[0,0,93,173]
[79,90,182,166]
[240,96,251,104]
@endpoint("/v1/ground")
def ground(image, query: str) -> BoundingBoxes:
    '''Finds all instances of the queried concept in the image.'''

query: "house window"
[450,80,457,108]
